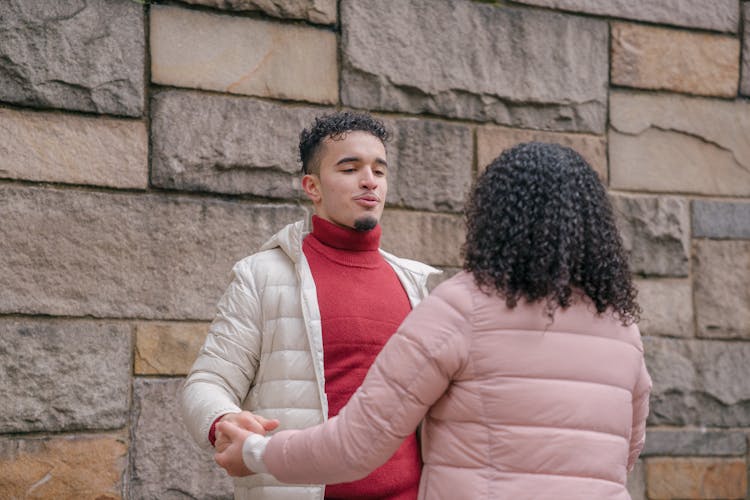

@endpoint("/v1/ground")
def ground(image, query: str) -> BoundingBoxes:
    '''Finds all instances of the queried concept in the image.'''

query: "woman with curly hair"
[215,142,652,499]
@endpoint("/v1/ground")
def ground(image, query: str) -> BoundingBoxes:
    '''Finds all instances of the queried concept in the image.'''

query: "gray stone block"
[179,0,336,24]
[742,2,750,95]
[384,117,473,212]
[151,90,324,199]
[131,378,233,500]
[341,0,608,133]
[380,209,464,268]
[644,337,750,426]
[694,240,750,339]
[693,201,750,239]
[0,319,131,433]
[610,195,690,277]
[0,0,144,116]
[643,429,747,456]
[0,184,305,319]
[510,0,739,33]
[634,279,694,338]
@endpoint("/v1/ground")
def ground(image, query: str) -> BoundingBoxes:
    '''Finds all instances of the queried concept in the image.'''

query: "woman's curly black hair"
[299,111,390,175]
[463,142,640,325]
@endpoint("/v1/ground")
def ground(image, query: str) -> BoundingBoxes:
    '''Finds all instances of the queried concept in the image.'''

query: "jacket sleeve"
[262,279,471,485]
[627,355,652,471]
[181,260,263,450]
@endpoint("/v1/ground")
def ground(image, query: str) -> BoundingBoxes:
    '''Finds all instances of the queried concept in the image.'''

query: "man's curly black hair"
[299,111,390,175]
[463,142,640,325]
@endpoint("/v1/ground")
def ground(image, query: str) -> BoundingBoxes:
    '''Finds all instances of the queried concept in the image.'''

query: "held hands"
[213,412,279,477]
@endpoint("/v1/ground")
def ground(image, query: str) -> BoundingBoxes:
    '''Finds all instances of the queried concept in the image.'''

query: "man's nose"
[359,167,377,189]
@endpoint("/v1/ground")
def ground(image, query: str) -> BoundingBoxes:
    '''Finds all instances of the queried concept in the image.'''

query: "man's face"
[302,131,388,231]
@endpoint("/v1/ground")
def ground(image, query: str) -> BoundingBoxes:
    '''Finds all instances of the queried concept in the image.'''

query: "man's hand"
[214,420,255,477]
[214,411,279,453]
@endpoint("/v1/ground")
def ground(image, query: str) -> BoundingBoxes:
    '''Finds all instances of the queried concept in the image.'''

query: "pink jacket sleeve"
[262,281,471,485]
[627,355,652,471]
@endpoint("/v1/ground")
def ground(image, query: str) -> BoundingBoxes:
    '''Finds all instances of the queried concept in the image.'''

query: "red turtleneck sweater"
[302,216,420,500]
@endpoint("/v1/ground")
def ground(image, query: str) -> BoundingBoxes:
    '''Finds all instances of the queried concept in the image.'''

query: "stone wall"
[0,1,748,498]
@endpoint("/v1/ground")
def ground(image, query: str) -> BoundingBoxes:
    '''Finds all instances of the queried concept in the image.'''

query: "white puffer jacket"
[181,218,439,500]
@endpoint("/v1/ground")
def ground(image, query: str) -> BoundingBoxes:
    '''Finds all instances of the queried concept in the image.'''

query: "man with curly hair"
[182,111,438,500]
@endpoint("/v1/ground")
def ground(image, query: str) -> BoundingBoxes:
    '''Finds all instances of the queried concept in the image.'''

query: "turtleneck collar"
[309,215,381,251]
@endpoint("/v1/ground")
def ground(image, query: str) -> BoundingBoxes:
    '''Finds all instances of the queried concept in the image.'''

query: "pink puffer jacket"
[263,271,652,499]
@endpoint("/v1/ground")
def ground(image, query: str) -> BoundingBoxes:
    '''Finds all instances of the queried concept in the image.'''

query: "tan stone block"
[380,209,464,268]
[647,457,747,499]
[477,125,607,182]
[612,23,740,97]
[694,240,750,339]
[0,108,147,189]
[634,279,694,337]
[609,91,750,196]
[0,435,127,499]
[135,321,209,375]
[150,5,338,104]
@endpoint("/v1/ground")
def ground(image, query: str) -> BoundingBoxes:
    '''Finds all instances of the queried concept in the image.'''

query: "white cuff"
[242,433,271,474]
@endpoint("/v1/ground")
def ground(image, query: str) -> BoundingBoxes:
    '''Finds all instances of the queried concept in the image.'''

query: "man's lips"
[354,193,381,207]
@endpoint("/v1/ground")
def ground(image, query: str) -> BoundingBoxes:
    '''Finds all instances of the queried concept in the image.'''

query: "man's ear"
[301,174,321,203]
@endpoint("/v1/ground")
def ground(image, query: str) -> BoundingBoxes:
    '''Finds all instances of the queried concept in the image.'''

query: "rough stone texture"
[611,23,740,98]
[626,460,646,500]
[0,434,127,499]
[131,378,233,500]
[692,200,750,239]
[646,458,747,499]
[644,337,750,427]
[383,117,473,212]
[510,0,740,33]
[341,0,608,133]
[0,107,147,189]
[742,2,750,96]
[180,0,336,24]
[610,195,690,277]
[0,0,144,116]
[0,184,305,319]
[476,125,607,181]
[151,5,337,104]
[135,322,209,376]
[634,279,693,338]
[694,240,750,339]
[609,91,750,196]
[643,429,748,456]
[151,90,322,199]
[0,319,131,433]
[380,209,464,268]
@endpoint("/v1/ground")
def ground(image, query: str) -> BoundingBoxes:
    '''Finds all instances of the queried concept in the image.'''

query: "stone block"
[0,319,131,433]
[694,240,750,339]
[0,107,147,188]
[647,457,747,499]
[609,91,750,196]
[341,0,608,133]
[610,195,690,277]
[509,0,739,32]
[693,200,750,239]
[0,434,127,499]
[611,23,740,98]
[742,2,750,95]
[179,0,336,24]
[0,184,305,319]
[643,429,747,456]
[626,460,646,500]
[644,337,750,427]
[476,125,607,182]
[380,209,464,268]
[383,117,473,212]
[151,90,323,198]
[131,378,233,499]
[151,5,337,104]
[0,0,144,116]
[135,322,210,376]
[634,279,693,337]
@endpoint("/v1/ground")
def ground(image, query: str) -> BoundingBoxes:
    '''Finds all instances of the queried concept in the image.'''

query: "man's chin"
[353,216,378,232]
